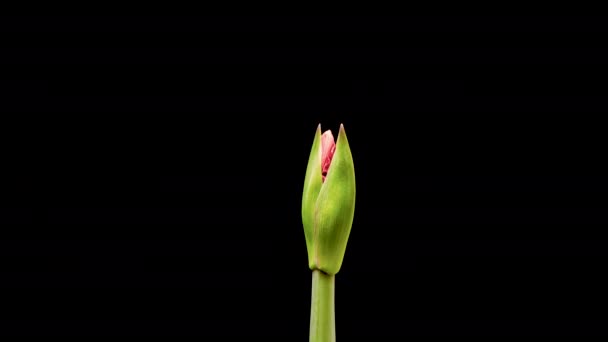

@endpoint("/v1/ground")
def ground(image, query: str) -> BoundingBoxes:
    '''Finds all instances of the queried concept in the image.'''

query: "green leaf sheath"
[302,125,323,270]
[310,269,336,342]
[314,124,356,275]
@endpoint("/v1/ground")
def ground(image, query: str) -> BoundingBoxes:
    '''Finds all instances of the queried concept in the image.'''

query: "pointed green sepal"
[302,124,323,270]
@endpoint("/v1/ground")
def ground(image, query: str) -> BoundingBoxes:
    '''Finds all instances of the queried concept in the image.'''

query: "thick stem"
[310,269,336,342]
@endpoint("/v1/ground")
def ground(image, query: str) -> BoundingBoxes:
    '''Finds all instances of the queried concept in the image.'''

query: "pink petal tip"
[321,130,336,182]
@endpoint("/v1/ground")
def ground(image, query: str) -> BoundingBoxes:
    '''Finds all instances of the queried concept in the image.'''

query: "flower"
[302,124,356,275]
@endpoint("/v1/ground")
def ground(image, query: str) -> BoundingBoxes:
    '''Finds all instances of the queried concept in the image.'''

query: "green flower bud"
[302,123,356,275]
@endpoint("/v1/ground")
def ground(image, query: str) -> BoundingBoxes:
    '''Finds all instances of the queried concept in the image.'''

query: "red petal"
[321,130,336,182]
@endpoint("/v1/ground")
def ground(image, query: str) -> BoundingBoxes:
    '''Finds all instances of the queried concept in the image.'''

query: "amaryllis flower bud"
[302,123,356,275]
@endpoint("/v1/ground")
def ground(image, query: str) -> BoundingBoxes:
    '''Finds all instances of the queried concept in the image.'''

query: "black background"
[2,15,607,337]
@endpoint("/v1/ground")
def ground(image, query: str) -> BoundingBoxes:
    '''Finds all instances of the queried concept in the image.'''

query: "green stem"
[310,269,336,342]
